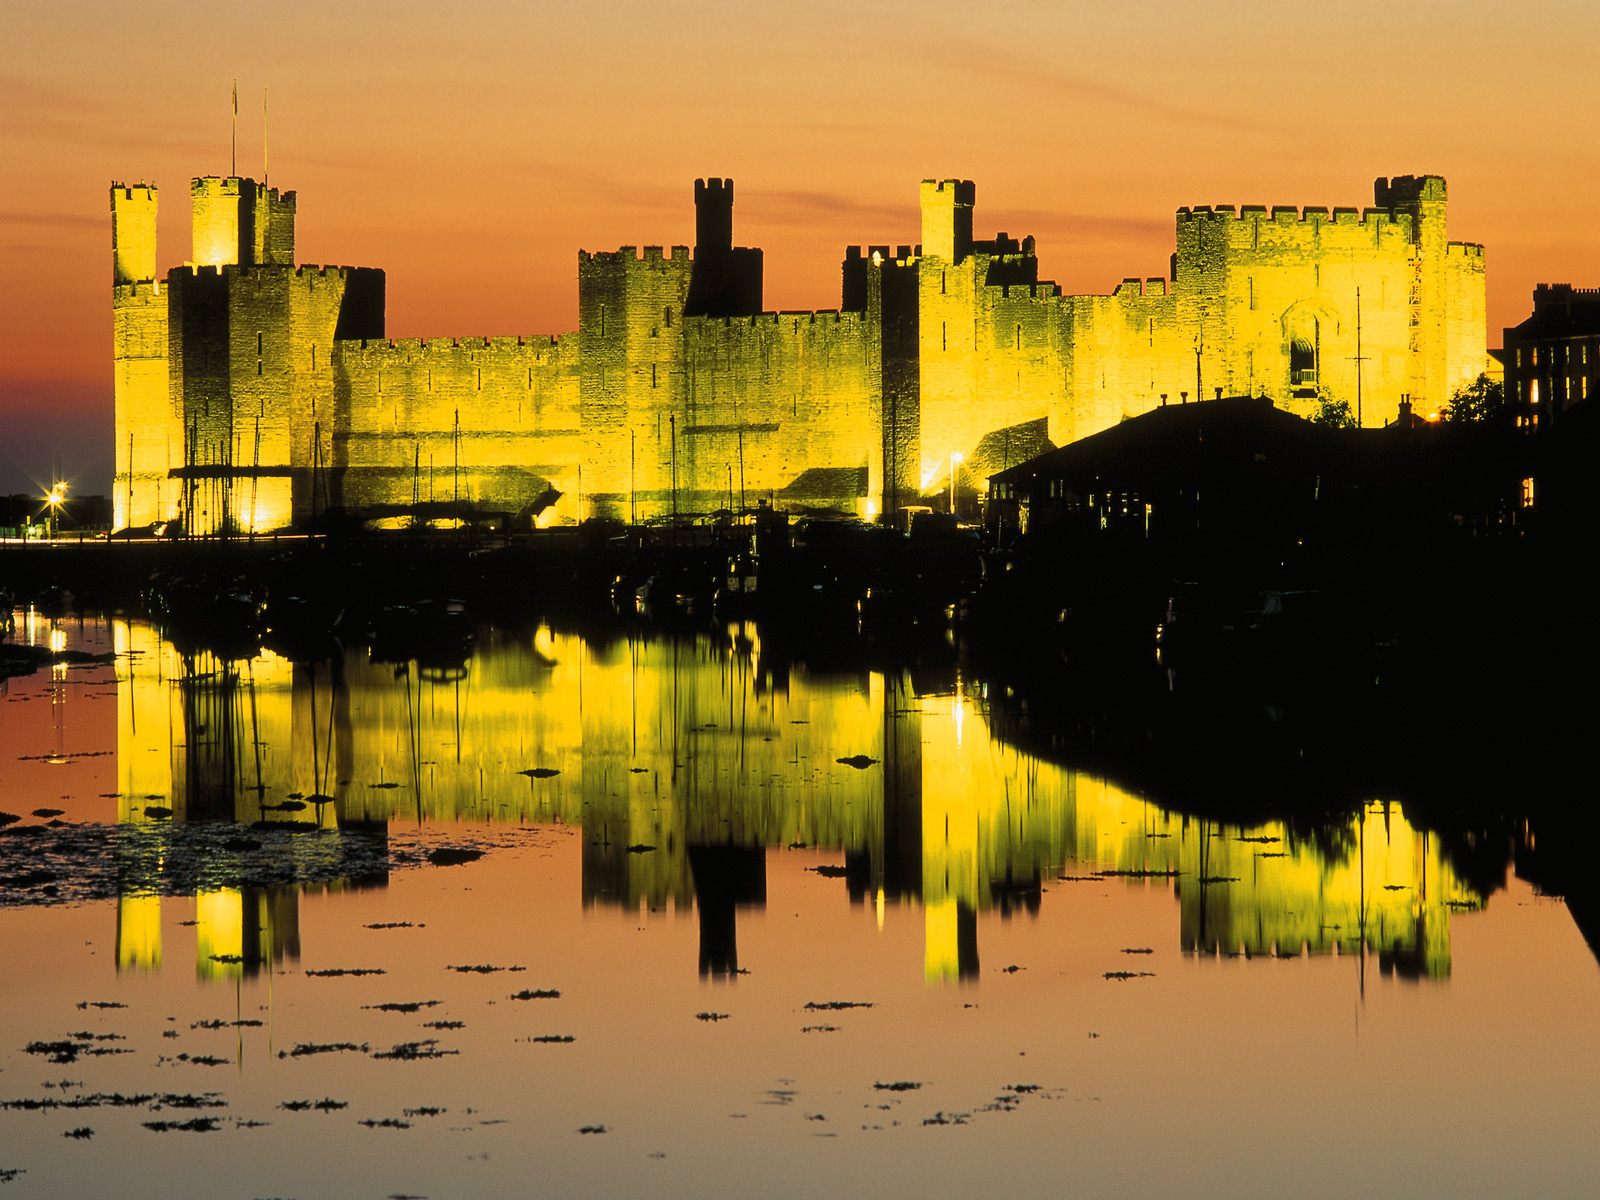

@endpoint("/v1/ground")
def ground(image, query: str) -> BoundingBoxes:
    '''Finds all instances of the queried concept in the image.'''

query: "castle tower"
[684,177,761,318]
[1375,174,1451,415]
[112,184,157,285]
[191,176,252,267]
[919,179,974,265]
[190,176,297,269]
[917,180,979,488]
[252,185,296,266]
[695,177,733,255]
[112,183,176,531]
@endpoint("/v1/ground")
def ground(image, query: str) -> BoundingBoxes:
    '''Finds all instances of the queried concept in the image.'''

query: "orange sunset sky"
[3,0,1598,493]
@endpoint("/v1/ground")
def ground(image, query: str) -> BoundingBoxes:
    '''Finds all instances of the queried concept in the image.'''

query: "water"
[2,611,1598,1198]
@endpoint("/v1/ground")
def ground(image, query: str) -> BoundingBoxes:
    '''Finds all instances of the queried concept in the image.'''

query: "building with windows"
[1501,283,1600,428]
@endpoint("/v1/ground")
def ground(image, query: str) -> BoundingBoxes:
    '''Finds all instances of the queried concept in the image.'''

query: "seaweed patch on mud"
[0,821,506,910]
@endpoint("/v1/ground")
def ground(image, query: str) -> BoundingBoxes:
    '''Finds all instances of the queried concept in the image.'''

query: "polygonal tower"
[112,183,177,530]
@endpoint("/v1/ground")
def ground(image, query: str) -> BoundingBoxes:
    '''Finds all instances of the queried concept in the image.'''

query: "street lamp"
[949,452,963,516]
[44,482,66,539]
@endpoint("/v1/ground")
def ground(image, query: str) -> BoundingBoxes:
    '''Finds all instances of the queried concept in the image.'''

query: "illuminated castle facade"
[111,172,1487,533]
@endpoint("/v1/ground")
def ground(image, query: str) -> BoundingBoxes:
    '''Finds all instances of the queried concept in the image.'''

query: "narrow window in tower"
[941,322,947,352]
[311,344,316,370]
[527,367,533,390]
[941,271,946,295]
[1248,277,1255,310]
[476,367,482,392]
[257,332,263,355]
[1149,318,1155,347]
[651,364,658,389]
[257,360,262,376]
[664,307,672,328]
[1016,324,1022,350]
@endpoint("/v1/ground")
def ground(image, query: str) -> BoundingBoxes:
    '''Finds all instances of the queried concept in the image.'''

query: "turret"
[192,176,251,267]
[685,177,761,317]
[111,183,158,284]
[191,176,296,268]
[694,177,734,256]
[920,179,974,264]
[1374,174,1447,246]
[253,185,296,265]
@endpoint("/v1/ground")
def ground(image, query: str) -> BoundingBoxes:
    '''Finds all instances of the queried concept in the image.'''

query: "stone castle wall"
[112,280,174,529]
[1057,279,1181,443]
[577,246,696,519]
[112,172,1489,533]
[917,255,1066,484]
[680,310,879,513]
[333,334,582,518]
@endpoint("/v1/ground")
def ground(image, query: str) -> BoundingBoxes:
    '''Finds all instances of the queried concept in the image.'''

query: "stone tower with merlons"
[112,174,385,534]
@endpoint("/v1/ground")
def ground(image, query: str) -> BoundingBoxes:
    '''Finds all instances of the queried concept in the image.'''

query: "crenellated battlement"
[1178,203,1405,228]
[1533,282,1599,298]
[996,280,1063,302]
[218,262,371,282]
[188,175,294,203]
[685,308,865,334]
[845,244,918,263]
[1447,242,1485,260]
[338,333,570,357]
[1111,277,1171,299]
[111,183,157,203]
[580,245,693,264]
[113,280,165,301]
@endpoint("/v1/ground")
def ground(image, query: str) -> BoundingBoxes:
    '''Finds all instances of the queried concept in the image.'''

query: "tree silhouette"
[1443,373,1506,424]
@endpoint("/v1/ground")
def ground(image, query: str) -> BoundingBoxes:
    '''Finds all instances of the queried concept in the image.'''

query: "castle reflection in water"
[111,619,1486,985]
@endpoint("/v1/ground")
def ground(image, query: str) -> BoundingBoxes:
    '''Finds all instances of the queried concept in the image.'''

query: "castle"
[111,171,1487,533]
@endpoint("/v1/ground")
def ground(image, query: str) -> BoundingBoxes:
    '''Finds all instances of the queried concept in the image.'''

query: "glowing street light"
[949,452,962,515]
[44,481,66,539]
